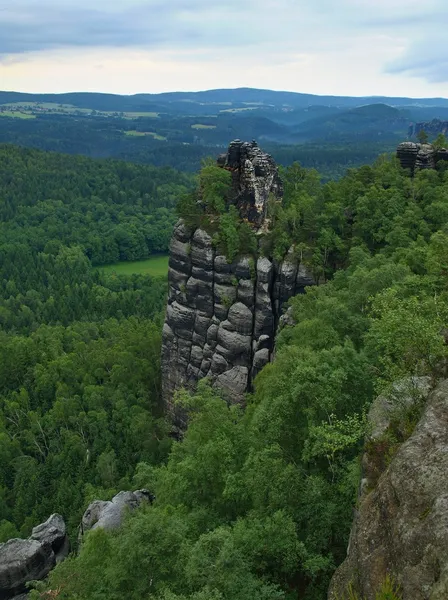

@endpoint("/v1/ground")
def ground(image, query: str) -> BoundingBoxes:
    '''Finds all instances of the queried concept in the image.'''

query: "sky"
[0,0,447,98]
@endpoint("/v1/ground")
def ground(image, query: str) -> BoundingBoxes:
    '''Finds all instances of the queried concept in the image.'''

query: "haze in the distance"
[1,0,447,98]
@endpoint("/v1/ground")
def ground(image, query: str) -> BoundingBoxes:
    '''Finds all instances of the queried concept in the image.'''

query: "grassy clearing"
[220,107,259,113]
[124,112,159,118]
[124,130,167,140]
[191,124,217,130]
[100,255,169,277]
[0,111,35,119]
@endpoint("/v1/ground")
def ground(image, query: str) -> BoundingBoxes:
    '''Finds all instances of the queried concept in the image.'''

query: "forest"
[2,142,448,599]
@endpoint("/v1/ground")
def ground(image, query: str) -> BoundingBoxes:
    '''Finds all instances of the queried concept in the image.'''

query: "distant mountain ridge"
[1,87,448,112]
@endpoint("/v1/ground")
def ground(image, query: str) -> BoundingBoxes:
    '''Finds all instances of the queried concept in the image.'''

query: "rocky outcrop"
[216,139,283,229]
[79,489,153,540]
[397,141,448,173]
[0,489,152,599]
[162,141,314,428]
[409,119,448,138]
[31,513,69,564]
[328,379,448,600]
[0,514,69,600]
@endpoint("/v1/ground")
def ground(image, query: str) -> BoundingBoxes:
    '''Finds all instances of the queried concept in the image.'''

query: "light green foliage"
[417,129,429,144]
[177,162,257,261]
[366,290,447,390]
[101,254,169,277]
[199,163,231,214]
[433,133,448,150]
[335,575,401,600]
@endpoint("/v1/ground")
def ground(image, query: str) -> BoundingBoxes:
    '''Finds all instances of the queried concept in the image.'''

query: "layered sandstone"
[161,141,313,428]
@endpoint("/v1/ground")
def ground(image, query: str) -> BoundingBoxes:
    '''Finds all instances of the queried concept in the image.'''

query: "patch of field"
[191,124,217,130]
[123,130,167,140]
[0,111,35,119]
[220,107,259,113]
[101,255,169,277]
[124,112,159,118]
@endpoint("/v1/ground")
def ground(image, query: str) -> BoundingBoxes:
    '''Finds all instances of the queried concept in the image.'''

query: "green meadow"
[191,123,217,130]
[100,255,169,277]
[124,130,167,140]
[0,111,35,119]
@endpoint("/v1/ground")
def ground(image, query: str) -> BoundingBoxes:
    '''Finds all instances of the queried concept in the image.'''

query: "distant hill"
[1,87,448,114]
[1,88,447,177]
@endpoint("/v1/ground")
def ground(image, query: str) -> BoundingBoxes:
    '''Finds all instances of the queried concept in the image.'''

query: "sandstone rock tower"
[396,142,448,173]
[161,140,313,428]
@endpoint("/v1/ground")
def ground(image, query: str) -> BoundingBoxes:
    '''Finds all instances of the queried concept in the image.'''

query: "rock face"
[217,139,283,229]
[328,379,448,600]
[0,514,69,600]
[79,489,153,539]
[396,141,448,173]
[409,119,448,138]
[31,513,69,564]
[162,141,313,428]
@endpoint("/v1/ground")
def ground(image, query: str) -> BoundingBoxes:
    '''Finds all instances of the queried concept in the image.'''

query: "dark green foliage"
[0,144,193,264]
[0,147,175,539]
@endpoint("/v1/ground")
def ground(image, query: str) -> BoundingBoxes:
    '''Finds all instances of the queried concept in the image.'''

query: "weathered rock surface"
[31,513,69,564]
[328,379,448,600]
[0,539,55,600]
[79,489,153,538]
[162,141,314,428]
[0,513,70,599]
[217,139,283,229]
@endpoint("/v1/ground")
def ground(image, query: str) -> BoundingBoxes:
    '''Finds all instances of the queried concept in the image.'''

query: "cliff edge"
[328,379,448,600]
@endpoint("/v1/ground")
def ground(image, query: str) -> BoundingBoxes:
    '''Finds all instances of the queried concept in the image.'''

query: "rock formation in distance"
[396,141,448,173]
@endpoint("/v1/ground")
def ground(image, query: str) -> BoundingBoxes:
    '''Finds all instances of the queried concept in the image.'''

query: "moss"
[335,576,401,600]
[221,295,233,310]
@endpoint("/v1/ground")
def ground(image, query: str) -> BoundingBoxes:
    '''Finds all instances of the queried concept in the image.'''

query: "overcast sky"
[1,0,447,97]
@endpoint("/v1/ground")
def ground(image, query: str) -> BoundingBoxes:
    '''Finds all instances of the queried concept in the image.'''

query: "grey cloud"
[3,0,448,87]
[386,39,448,83]
[0,0,260,56]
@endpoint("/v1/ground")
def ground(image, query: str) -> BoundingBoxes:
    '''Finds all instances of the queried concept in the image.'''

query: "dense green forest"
[0,145,192,264]
[0,147,188,541]
[0,115,396,178]
[21,150,448,599]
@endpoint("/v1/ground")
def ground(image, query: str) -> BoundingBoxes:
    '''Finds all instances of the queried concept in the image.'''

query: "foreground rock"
[328,379,448,600]
[31,513,69,564]
[79,489,153,539]
[0,489,151,599]
[0,513,69,600]
[162,141,314,428]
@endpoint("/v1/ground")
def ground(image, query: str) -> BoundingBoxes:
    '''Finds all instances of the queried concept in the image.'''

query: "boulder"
[31,513,69,563]
[80,490,152,538]
[0,539,55,599]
